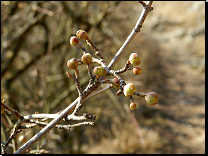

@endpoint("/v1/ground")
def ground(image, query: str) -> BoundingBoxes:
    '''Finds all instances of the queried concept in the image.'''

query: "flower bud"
[93,66,107,77]
[129,101,138,110]
[70,36,80,46]
[113,77,119,84]
[133,66,142,75]
[76,30,89,40]
[123,83,135,97]
[67,58,78,69]
[145,92,158,105]
[112,77,120,89]
[129,53,140,66]
[81,53,93,65]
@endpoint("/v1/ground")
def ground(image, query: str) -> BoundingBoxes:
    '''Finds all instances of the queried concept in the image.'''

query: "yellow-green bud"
[129,53,140,66]
[133,66,142,75]
[93,66,107,77]
[123,83,135,97]
[129,102,138,110]
[145,92,158,105]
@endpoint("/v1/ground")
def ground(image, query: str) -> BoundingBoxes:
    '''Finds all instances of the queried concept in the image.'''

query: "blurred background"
[1,1,205,154]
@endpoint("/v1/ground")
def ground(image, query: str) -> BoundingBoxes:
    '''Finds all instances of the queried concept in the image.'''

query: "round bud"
[76,30,89,40]
[133,67,142,75]
[67,58,78,69]
[123,83,135,97]
[81,53,93,65]
[129,102,138,110]
[145,92,159,105]
[113,77,119,84]
[70,36,80,46]
[129,53,140,66]
[112,77,120,89]
[93,66,107,77]
[18,135,26,143]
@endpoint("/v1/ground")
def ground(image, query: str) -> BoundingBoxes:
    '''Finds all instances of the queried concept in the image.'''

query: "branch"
[1,102,23,119]
[22,120,94,131]
[13,97,79,154]
[107,1,153,70]
[14,80,100,154]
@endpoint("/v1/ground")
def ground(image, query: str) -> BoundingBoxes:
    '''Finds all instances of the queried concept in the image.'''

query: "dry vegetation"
[1,1,205,154]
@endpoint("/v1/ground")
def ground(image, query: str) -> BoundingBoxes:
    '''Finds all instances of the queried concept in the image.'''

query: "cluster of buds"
[68,30,106,80]
[128,53,142,75]
[121,52,158,109]
[67,29,158,113]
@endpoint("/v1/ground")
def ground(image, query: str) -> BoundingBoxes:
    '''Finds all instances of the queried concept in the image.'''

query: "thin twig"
[107,1,153,70]
[68,121,95,128]
[92,58,107,67]
[86,63,95,85]
[1,102,24,119]
[114,60,131,74]
[22,113,91,121]
[85,37,105,61]
[108,70,126,96]
[133,92,146,98]
[66,71,82,94]
[23,120,93,131]
[85,84,113,100]
[71,96,83,116]
[138,1,146,8]
[3,127,22,154]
